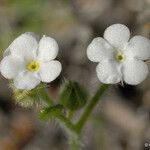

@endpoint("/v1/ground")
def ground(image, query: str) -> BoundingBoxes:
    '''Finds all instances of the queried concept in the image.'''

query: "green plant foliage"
[39,104,64,121]
[60,81,87,111]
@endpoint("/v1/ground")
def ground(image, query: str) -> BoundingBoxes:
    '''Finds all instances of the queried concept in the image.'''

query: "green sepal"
[13,89,35,107]
[11,83,47,107]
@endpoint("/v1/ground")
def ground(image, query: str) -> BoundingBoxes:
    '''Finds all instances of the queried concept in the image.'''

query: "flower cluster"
[0,24,150,90]
[0,24,149,150]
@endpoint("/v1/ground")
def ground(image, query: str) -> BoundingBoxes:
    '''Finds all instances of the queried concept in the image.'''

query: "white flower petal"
[9,32,39,60]
[122,59,148,85]
[104,24,130,49]
[126,36,150,60]
[39,60,62,82]
[87,37,114,62]
[37,36,59,61]
[27,32,40,42]
[14,71,40,90]
[0,55,25,79]
[96,60,121,84]
[3,48,11,57]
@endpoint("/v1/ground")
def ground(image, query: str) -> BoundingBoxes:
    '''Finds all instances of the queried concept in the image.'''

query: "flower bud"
[60,81,87,111]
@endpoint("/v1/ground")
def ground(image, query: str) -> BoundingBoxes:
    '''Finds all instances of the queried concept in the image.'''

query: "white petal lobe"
[14,72,40,90]
[126,36,150,60]
[0,55,25,79]
[87,37,114,62]
[9,32,38,60]
[38,36,59,61]
[104,24,130,49]
[39,60,62,82]
[96,60,121,84]
[122,59,148,85]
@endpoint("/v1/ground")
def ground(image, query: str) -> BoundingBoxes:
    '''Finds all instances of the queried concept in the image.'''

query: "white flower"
[87,24,150,85]
[0,32,62,90]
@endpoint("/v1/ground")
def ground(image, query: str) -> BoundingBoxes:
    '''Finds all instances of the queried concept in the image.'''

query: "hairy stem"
[75,84,110,133]
[69,136,81,150]
[55,113,76,134]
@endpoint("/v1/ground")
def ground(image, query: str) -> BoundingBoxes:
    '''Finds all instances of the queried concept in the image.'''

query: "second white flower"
[87,24,150,85]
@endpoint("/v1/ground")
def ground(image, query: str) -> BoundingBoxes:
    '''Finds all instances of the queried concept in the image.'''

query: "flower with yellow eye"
[87,24,150,85]
[0,32,62,90]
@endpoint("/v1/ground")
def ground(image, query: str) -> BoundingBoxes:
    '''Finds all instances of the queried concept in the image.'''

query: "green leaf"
[38,104,64,121]
[60,81,87,111]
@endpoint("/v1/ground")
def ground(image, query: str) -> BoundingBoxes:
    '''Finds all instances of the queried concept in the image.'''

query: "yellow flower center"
[115,52,125,63]
[27,61,40,72]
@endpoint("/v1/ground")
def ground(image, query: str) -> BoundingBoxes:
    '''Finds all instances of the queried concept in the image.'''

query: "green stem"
[75,84,110,133]
[39,88,53,106]
[55,113,76,134]
[68,110,74,120]
[55,113,81,150]
[39,105,77,135]
[69,137,81,150]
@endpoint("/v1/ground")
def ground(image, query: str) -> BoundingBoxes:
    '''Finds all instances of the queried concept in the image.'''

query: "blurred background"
[0,0,150,150]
